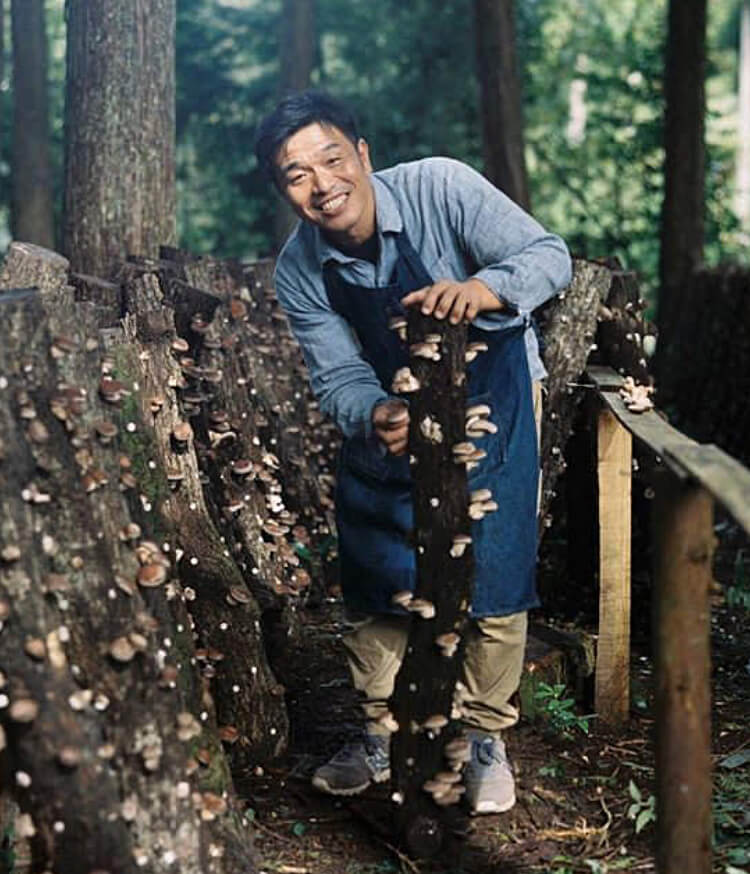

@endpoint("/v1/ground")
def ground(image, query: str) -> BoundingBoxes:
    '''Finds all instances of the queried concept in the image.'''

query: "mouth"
[317,192,349,215]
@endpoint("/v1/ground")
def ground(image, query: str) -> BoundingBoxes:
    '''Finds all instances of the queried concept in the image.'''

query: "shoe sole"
[470,793,516,815]
[311,768,391,797]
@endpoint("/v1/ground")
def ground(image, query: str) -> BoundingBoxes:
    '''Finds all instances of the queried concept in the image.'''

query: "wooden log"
[69,271,122,327]
[120,267,289,768]
[388,315,472,857]
[0,285,254,872]
[537,258,612,531]
[0,241,69,294]
[595,407,632,724]
[652,475,713,874]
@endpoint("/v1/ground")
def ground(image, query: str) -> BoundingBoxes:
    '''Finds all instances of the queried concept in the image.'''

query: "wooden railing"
[587,365,750,874]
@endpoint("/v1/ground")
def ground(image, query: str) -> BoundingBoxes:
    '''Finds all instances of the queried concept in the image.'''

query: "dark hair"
[254,90,361,182]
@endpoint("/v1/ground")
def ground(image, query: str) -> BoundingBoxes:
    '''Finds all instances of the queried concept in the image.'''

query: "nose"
[311,165,336,194]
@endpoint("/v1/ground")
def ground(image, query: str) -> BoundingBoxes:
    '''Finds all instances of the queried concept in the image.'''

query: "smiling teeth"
[320,194,347,212]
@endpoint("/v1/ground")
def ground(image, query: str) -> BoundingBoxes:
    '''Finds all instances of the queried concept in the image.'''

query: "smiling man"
[254,90,572,814]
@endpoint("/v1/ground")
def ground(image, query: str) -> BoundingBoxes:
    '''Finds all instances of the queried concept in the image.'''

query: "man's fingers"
[401,287,428,308]
[433,286,461,320]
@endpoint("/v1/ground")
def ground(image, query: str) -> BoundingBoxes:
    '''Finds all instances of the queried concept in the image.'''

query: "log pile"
[0,241,337,872]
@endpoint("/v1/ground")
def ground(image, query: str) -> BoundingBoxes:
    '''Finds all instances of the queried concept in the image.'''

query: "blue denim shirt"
[274,157,572,438]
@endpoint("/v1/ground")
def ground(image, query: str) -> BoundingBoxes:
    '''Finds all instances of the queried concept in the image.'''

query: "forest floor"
[241,519,750,874]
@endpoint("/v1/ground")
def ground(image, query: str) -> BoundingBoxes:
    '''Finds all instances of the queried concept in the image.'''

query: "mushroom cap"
[391,590,414,607]
[422,714,449,730]
[466,403,491,419]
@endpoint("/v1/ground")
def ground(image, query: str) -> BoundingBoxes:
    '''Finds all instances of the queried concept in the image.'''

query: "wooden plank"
[663,443,750,537]
[595,407,632,725]
[588,367,750,534]
[587,366,698,463]
[653,477,713,874]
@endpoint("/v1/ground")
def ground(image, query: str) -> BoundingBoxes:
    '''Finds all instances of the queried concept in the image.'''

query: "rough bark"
[0,251,254,872]
[388,316,472,856]
[593,264,653,388]
[658,0,706,375]
[10,0,54,249]
[274,0,316,250]
[536,258,613,530]
[117,262,289,770]
[63,0,177,277]
[473,0,530,209]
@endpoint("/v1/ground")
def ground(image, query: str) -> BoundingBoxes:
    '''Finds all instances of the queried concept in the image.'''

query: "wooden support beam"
[595,406,632,725]
[653,477,713,874]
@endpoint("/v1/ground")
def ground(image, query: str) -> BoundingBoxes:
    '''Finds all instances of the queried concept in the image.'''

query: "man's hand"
[401,277,503,324]
[372,399,409,456]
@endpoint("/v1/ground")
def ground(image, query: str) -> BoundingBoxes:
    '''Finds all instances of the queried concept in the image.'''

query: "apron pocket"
[466,390,508,481]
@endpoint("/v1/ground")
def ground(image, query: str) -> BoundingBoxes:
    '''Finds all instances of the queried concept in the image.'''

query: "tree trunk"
[274,0,316,251]
[62,0,177,277]
[736,0,750,234]
[658,0,706,383]
[0,247,254,873]
[10,0,55,248]
[473,0,530,210]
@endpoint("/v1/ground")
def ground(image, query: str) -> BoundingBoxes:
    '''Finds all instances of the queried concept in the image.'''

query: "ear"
[357,138,372,173]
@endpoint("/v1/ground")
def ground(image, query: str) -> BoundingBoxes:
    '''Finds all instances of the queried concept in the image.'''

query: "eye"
[327,156,342,166]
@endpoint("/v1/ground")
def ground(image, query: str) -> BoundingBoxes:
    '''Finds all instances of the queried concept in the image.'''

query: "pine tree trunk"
[658,0,706,383]
[62,0,177,277]
[736,0,750,234]
[274,0,316,251]
[0,247,254,873]
[10,0,55,248]
[473,0,530,209]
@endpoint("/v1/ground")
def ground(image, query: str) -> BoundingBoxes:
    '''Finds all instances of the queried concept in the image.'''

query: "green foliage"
[533,681,591,736]
[0,0,747,291]
[726,548,750,610]
[626,779,656,833]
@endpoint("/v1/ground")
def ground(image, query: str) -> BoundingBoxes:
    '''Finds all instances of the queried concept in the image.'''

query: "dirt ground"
[240,521,750,874]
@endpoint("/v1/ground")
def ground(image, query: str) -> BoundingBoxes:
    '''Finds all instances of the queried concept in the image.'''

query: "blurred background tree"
[0,0,747,289]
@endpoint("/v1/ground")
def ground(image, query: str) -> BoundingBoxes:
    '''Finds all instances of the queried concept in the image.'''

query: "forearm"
[472,231,572,317]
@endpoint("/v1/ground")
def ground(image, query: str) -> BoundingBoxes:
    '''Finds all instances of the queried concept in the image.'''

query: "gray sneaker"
[464,730,516,814]
[311,735,390,796]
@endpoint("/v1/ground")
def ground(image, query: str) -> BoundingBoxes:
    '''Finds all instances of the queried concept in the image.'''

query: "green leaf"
[720,749,750,770]
[292,821,306,837]
[635,807,654,833]
[629,779,642,802]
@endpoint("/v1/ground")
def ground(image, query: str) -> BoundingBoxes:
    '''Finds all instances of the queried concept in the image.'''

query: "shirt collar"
[311,173,403,267]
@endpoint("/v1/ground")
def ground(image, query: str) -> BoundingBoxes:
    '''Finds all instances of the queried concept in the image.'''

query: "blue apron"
[324,231,539,618]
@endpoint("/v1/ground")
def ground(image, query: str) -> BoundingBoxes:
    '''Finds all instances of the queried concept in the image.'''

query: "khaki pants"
[342,382,543,737]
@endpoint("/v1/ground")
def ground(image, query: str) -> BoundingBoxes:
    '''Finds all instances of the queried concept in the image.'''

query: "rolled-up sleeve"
[441,160,572,321]
[274,260,388,438]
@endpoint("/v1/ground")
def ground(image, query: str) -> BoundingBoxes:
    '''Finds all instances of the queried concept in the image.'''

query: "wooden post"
[595,407,632,724]
[653,476,713,874]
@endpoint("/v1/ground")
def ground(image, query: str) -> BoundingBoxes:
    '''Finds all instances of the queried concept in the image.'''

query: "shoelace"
[474,738,499,767]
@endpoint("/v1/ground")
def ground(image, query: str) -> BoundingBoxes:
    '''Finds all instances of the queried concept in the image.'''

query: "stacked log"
[0,270,253,871]
[0,240,340,871]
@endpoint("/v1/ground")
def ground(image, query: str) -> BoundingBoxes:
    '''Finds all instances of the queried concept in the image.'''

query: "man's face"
[274,123,375,248]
